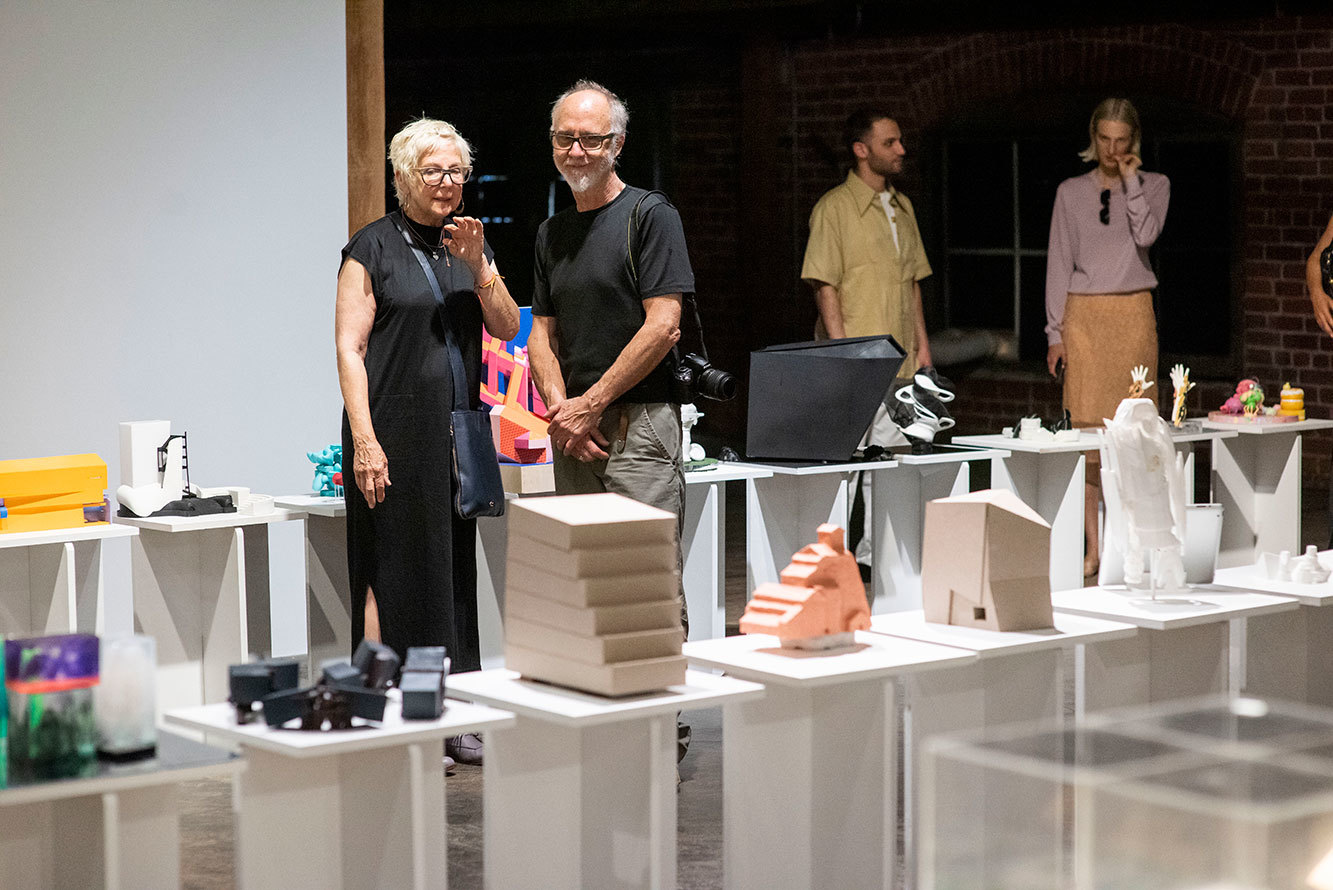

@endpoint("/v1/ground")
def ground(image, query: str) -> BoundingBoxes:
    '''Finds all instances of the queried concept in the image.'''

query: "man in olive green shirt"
[801,110,933,375]
[802,109,936,567]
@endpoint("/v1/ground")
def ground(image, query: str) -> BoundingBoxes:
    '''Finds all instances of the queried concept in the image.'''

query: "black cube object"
[265,657,301,692]
[404,646,447,673]
[400,670,446,720]
[261,686,315,727]
[352,639,401,690]
[745,335,906,461]
[321,661,364,689]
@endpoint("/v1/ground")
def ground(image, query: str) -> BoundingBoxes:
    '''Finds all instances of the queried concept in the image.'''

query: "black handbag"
[396,214,505,519]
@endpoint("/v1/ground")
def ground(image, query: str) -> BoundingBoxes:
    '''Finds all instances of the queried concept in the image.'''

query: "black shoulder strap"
[625,189,709,362]
[392,213,470,413]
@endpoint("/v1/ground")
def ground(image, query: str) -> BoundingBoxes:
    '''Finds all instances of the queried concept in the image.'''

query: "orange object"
[0,454,109,534]
[739,525,870,646]
[1279,382,1306,420]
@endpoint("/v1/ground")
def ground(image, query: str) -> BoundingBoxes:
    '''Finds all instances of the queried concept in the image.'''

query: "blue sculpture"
[308,445,343,497]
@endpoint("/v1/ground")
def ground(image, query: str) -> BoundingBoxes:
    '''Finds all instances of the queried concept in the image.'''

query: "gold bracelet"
[478,270,504,290]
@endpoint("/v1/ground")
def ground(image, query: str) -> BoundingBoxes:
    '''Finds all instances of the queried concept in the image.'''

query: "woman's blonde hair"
[1078,98,1142,163]
[388,117,473,206]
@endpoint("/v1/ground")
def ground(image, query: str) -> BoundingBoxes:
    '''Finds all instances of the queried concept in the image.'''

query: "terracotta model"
[921,489,1054,631]
[739,524,870,648]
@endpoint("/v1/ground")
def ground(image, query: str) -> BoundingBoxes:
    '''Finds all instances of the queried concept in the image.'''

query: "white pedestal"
[868,448,1006,614]
[1202,418,1333,568]
[1214,556,1333,706]
[1167,427,1237,503]
[868,609,1137,885]
[0,731,239,890]
[167,695,514,890]
[953,433,1102,592]
[684,631,975,890]
[683,463,772,641]
[0,523,138,636]
[448,667,763,890]
[120,508,301,713]
[742,458,897,591]
[1052,584,1298,715]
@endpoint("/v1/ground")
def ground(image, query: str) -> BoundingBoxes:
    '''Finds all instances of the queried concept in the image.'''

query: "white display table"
[741,457,898,591]
[447,667,763,890]
[275,495,351,677]
[952,432,1102,591]
[167,694,514,890]
[1165,425,1237,502]
[683,462,772,640]
[683,631,975,890]
[1200,417,1333,567]
[868,446,1008,614]
[1051,584,1298,714]
[1214,555,1333,706]
[0,522,137,636]
[119,508,302,713]
[0,730,239,890]
[867,609,1137,882]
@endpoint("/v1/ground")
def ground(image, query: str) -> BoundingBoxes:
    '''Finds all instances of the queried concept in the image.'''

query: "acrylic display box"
[920,696,1333,890]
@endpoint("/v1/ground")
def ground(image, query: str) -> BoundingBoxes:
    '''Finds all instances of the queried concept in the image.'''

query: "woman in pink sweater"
[1045,98,1171,578]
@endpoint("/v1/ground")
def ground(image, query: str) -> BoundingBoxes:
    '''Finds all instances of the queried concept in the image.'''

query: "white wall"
[0,1,347,653]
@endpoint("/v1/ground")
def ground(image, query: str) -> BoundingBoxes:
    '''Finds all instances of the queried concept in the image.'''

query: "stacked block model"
[0,453,109,534]
[738,524,871,648]
[504,492,686,696]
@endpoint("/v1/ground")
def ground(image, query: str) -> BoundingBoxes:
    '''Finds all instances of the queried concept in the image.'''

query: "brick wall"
[670,15,1333,481]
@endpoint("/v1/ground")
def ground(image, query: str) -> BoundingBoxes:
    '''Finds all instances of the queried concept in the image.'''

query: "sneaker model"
[913,365,956,402]
[446,732,484,765]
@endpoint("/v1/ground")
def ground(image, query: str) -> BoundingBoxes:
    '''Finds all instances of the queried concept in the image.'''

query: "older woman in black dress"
[335,119,519,760]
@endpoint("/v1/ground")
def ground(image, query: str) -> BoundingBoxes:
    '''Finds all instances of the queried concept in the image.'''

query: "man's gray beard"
[563,157,613,194]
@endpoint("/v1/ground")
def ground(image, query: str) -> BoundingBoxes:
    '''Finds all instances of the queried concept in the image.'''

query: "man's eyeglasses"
[417,166,472,186]
[1099,188,1111,225]
[551,132,617,152]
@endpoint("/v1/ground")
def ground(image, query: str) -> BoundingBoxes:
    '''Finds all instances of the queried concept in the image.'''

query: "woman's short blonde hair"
[1078,98,1142,163]
[388,118,473,206]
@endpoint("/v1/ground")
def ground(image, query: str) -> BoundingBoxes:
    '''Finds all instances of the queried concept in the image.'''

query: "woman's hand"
[444,216,488,278]
[1115,153,1143,182]
[1047,342,1066,378]
[353,438,391,509]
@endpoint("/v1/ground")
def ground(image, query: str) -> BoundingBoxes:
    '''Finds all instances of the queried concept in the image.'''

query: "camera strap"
[627,189,710,364]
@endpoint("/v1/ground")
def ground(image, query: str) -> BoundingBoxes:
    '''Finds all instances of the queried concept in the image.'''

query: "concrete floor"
[178,479,1333,889]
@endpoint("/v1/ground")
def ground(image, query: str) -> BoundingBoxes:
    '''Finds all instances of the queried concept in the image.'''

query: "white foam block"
[506,588,681,636]
[507,493,676,550]
[506,559,677,607]
[504,644,687,697]
[119,420,171,488]
[506,536,676,579]
[506,615,682,665]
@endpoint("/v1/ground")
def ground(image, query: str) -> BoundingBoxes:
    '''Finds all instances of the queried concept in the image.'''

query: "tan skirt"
[1064,291,1158,481]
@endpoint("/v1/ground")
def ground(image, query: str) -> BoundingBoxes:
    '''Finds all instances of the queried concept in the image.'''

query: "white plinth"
[1052,584,1298,715]
[683,463,772,641]
[0,730,238,890]
[120,509,299,714]
[868,609,1137,883]
[869,447,1008,614]
[953,433,1102,592]
[1201,417,1333,568]
[167,695,514,890]
[1214,556,1333,706]
[684,631,975,890]
[448,667,763,890]
[741,458,897,592]
[0,522,138,636]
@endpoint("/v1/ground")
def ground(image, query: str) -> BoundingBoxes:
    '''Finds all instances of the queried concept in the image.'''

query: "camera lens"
[697,366,738,401]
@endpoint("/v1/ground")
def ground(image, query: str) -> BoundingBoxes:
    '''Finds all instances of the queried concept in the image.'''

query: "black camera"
[671,352,738,403]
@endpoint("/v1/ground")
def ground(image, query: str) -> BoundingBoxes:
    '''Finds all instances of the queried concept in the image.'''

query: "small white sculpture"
[680,403,706,462]
[1103,398,1187,593]
[115,425,187,517]
[1265,545,1331,584]
[1170,364,1195,427]
[1128,365,1155,399]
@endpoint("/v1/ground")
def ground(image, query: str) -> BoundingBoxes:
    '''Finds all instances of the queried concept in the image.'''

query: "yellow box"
[0,454,108,534]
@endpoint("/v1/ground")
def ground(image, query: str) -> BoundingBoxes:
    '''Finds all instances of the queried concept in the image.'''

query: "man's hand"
[549,395,610,461]
[1115,153,1143,182]
[1047,342,1066,378]
[352,438,390,508]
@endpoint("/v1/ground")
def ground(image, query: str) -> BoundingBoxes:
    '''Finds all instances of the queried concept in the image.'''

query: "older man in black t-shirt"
[528,80,694,644]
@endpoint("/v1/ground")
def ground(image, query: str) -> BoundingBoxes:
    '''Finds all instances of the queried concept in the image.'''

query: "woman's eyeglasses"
[1099,189,1110,225]
[416,166,472,186]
